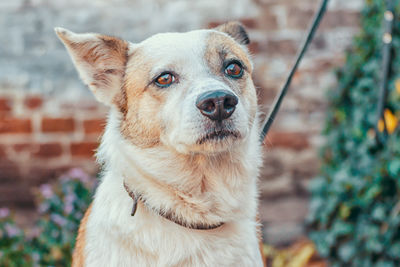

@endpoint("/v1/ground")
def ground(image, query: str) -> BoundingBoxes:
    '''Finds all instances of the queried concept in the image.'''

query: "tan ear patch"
[214,21,250,45]
[55,28,129,106]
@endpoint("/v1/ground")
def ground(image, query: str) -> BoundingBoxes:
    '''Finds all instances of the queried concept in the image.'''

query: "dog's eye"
[155,72,175,88]
[224,62,243,78]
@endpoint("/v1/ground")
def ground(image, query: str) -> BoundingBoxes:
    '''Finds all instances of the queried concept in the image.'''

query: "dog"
[56,21,264,267]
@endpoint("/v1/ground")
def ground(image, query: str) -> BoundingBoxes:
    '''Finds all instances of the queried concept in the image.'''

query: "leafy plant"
[0,169,95,266]
[0,209,38,267]
[308,0,400,266]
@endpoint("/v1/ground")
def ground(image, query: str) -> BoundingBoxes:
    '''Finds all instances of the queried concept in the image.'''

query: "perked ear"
[55,27,129,106]
[214,21,250,45]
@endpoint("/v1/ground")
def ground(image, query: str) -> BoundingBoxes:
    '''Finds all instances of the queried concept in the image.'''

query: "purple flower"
[39,184,54,199]
[38,203,49,213]
[0,208,10,218]
[64,203,74,215]
[63,193,76,214]
[65,193,76,203]
[68,168,90,183]
[4,223,20,237]
[50,214,67,227]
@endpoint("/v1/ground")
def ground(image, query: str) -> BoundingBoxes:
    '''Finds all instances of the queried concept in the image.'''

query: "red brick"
[0,145,6,159]
[24,96,43,110]
[0,98,12,113]
[70,142,99,158]
[258,8,279,31]
[248,41,261,54]
[287,8,315,29]
[0,117,32,134]
[0,160,20,181]
[60,101,99,112]
[27,165,72,185]
[207,18,258,29]
[288,9,360,30]
[239,18,258,29]
[12,143,33,152]
[266,39,297,55]
[265,131,310,150]
[207,21,222,28]
[32,143,63,158]
[83,118,106,134]
[12,143,63,158]
[0,185,33,207]
[321,11,360,29]
[41,117,75,132]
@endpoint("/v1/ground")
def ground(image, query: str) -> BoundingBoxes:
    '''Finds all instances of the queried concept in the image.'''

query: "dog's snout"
[196,90,238,121]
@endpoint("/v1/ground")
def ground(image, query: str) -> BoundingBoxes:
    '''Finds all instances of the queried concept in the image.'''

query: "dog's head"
[56,22,258,154]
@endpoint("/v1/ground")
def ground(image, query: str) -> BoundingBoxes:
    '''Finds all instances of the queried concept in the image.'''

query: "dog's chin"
[196,130,240,145]
[188,130,242,154]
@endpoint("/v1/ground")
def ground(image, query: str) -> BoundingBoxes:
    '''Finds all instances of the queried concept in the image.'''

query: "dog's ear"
[214,21,250,45]
[55,27,129,106]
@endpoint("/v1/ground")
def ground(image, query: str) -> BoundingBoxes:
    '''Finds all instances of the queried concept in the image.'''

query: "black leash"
[376,0,395,144]
[259,0,330,142]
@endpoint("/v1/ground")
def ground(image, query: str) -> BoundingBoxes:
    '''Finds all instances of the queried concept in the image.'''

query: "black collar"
[123,182,224,230]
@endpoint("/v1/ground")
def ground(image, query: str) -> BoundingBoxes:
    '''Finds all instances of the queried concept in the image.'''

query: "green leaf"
[388,159,400,176]
[388,242,400,259]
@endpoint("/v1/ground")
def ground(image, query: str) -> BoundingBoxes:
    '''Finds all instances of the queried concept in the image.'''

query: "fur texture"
[56,22,264,267]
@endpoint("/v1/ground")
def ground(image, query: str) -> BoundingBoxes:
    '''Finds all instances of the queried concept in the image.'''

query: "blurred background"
[0,0,361,242]
[3,0,400,266]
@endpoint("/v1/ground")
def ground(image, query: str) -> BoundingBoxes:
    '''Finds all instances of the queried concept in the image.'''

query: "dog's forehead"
[132,29,248,68]
[140,30,208,51]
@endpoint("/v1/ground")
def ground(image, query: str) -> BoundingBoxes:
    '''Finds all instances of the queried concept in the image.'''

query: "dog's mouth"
[196,129,241,145]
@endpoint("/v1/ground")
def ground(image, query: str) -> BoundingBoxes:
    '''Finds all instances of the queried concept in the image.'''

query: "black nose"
[196,90,238,121]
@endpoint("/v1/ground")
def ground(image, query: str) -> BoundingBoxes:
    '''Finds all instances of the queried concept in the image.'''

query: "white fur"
[57,26,264,266]
[84,108,263,266]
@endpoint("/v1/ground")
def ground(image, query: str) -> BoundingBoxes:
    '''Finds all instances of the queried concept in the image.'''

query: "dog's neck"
[122,181,225,230]
[97,109,262,227]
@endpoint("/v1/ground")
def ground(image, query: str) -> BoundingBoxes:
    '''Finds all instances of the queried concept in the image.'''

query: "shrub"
[308,0,400,266]
[0,169,95,266]
[0,209,37,267]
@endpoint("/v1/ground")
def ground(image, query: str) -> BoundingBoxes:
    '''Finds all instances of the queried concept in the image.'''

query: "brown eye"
[224,62,243,78]
[155,72,175,88]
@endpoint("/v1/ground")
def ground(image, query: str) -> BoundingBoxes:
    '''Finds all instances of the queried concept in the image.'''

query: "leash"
[259,0,330,142]
[376,0,395,144]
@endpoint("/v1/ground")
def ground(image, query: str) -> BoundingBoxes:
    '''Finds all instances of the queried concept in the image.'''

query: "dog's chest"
[82,180,262,267]
[85,223,261,267]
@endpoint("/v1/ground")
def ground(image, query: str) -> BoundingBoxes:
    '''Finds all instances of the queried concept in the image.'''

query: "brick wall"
[0,93,106,207]
[0,0,363,245]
